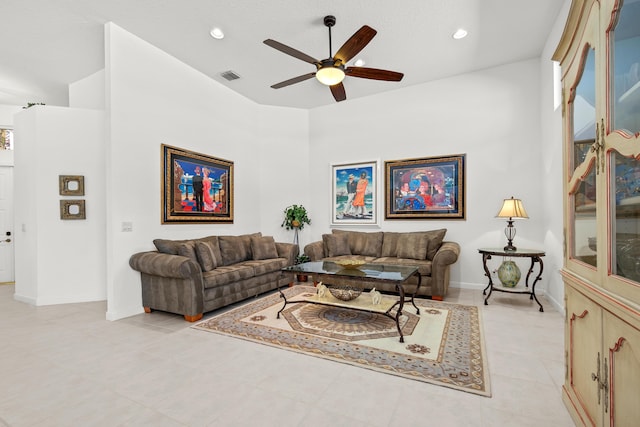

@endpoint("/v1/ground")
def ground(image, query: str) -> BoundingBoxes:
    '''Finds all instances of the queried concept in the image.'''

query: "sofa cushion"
[219,236,244,265]
[195,240,220,272]
[176,242,199,264]
[396,233,429,260]
[243,258,288,276]
[323,233,351,257]
[219,233,261,265]
[380,229,447,260]
[251,236,278,260]
[154,235,221,256]
[202,264,256,288]
[332,230,383,257]
[239,232,261,258]
[201,236,223,266]
[381,232,400,257]
[153,238,186,255]
[424,229,447,260]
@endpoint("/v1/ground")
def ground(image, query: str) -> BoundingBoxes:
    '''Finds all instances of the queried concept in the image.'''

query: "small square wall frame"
[59,175,85,196]
[60,200,86,220]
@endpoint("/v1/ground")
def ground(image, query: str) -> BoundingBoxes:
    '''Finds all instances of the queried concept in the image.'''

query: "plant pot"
[296,274,308,282]
[292,220,300,228]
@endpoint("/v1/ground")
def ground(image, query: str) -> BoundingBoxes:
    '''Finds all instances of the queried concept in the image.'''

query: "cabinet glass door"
[609,0,640,135]
[610,153,640,284]
[606,0,640,290]
[569,47,599,269]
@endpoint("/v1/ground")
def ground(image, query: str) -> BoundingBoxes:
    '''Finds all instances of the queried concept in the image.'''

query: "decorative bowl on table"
[328,284,363,301]
[333,259,366,269]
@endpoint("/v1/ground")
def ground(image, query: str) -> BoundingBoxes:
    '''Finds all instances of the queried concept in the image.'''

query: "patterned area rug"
[193,285,491,397]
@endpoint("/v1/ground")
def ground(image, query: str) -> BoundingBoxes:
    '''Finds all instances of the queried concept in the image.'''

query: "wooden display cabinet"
[554,0,640,425]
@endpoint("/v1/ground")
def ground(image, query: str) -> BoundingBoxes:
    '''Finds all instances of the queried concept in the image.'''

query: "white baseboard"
[106,306,144,321]
[13,293,36,305]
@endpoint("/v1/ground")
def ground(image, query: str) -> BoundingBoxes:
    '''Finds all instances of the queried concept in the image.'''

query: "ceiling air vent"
[220,70,241,81]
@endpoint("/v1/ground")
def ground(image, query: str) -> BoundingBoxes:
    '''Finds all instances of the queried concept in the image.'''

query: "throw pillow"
[153,238,184,255]
[199,236,223,266]
[332,230,383,257]
[176,242,199,265]
[381,232,399,257]
[396,233,428,260]
[251,236,279,260]
[238,232,262,260]
[425,228,447,260]
[219,236,244,265]
[195,240,220,271]
[323,233,351,257]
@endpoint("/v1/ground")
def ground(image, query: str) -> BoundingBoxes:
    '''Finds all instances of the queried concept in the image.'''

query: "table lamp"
[496,196,529,251]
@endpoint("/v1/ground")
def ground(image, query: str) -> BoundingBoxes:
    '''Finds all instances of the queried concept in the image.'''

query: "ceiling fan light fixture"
[316,65,345,86]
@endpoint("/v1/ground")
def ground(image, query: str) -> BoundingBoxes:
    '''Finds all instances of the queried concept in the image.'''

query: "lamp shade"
[496,197,529,219]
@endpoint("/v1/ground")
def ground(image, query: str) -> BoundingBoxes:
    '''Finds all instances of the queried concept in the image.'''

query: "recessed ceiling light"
[354,59,366,67]
[453,28,468,39]
[210,27,224,39]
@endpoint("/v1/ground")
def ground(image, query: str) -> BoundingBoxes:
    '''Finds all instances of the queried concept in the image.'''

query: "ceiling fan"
[263,15,404,102]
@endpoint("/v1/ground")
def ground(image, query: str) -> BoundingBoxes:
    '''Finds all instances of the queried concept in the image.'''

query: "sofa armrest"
[432,241,460,267]
[276,242,299,266]
[304,241,325,261]
[129,251,202,279]
[430,241,460,298]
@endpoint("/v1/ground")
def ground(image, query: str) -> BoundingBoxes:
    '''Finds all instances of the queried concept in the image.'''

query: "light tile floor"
[0,283,575,426]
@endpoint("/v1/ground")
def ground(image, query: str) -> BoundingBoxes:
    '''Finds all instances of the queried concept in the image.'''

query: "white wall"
[104,23,309,320]
[69,70,105,110]
[10,19,571,318]
[13,106,106,304]
[0,105,22,128]
[255,105,310,247]
[308,59,545,292]
[538,0,572,313]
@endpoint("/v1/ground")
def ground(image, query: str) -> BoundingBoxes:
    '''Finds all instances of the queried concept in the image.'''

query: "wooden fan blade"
[270,73,316,89]
[334,26,377,65]
[263,39,319,65]
[346,67,404,81]
[330,83,346,102]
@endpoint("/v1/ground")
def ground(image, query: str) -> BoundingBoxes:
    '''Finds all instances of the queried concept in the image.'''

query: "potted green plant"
[281,204,311,230]
[294,254,311,282]
[295,254,310,264]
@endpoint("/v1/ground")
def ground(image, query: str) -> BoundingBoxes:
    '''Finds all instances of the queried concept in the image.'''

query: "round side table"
[478,247,545,312]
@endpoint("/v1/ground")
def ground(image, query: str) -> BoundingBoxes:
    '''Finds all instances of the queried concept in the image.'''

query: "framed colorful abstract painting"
[330,160,378,226]
[385,154,466,220]
[162,144,233,223]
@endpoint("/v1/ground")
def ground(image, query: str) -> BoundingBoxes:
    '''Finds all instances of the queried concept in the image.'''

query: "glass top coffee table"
[279,261,421,342]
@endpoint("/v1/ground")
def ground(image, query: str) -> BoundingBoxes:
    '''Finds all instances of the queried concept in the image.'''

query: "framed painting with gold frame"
[162,144,234,223]
[385,154,466,219]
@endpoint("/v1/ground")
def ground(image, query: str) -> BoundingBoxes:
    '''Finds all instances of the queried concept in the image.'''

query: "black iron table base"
[279,262,422,343]
[478,248,546,312]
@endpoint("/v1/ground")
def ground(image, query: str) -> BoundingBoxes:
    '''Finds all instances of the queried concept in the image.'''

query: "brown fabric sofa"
[303,229,459,300]
[129,232,298,321]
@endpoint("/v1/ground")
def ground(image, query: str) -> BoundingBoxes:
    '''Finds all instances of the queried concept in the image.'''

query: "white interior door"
[0,166,14,282]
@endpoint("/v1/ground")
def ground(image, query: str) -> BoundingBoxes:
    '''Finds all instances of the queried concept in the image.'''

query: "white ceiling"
[0,0,565,109]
